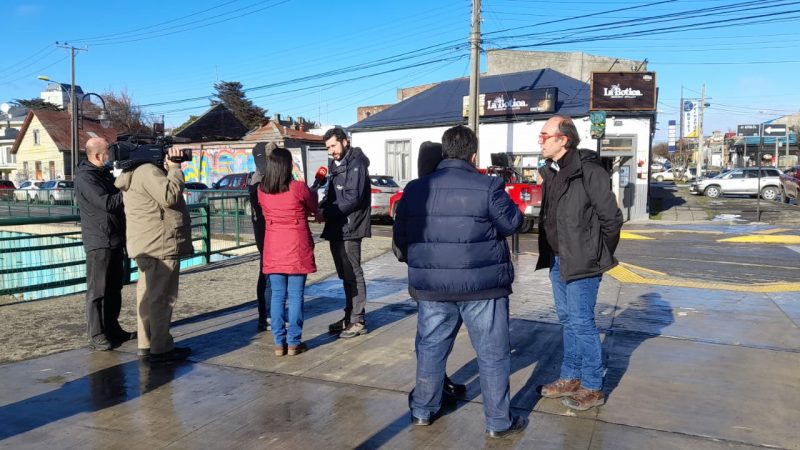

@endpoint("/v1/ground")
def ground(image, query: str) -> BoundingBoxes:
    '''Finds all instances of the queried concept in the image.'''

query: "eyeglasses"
[538,132,565,143]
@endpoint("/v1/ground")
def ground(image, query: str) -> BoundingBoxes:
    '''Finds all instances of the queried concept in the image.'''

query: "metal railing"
[0,195,257,302]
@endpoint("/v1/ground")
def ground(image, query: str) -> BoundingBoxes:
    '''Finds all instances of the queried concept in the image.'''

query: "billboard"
[462,88,558,117]
[590,72,657,111]
[682,100,699,138]
[668,120,676,153]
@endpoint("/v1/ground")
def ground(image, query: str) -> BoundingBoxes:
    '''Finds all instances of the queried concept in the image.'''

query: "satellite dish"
[0,103,10,114]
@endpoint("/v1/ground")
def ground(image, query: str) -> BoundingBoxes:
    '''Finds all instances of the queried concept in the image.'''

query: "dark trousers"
[330,239,367,324]
[85,247,125,340]
[253,217,270,324]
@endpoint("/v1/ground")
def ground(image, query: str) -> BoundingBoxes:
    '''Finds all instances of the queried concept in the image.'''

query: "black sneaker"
[486,416,529,439]
[328,318,349,333]
[149,347,192,363]
[109,330,137,345]
[444,376,466,399]
[339,322,368,338]
[89,336,113,351]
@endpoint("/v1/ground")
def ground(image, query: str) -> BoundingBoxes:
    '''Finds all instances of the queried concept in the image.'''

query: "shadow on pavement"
[0,277,413,441]
[604,292,674,397]
[649,184,687,216]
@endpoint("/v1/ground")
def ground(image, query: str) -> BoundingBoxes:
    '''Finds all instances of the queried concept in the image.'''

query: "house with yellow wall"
[11,109,117,182]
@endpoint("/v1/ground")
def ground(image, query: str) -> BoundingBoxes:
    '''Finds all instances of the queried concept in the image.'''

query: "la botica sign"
[590,72,657,111]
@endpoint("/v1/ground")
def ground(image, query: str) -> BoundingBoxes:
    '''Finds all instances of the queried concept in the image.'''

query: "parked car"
[690,167,783,200]
[780,166,800,203]
[0,180,15,201]
[369,175,402,218]
[183,182,209,205]
[35,180,74,204]
[209,172,251,212]
[14,180,44,202]
[650,169,680,183]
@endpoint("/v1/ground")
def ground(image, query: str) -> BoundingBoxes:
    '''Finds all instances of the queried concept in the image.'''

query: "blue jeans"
[549,256,604,391]
[268,274,307,347]
[410,297,512,432]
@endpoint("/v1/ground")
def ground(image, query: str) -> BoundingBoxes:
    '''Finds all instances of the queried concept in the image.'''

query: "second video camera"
[110,135,192,171]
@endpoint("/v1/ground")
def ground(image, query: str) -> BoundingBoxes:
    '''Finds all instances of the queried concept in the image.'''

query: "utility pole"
[56,42,86,180]
[468,0,481,161]
[697,84,706,178]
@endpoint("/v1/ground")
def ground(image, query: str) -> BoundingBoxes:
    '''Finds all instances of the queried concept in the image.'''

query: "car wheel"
[761,186,779,201]
[704,185,721,198]
[655,176,664,182]
[518,218,533,233]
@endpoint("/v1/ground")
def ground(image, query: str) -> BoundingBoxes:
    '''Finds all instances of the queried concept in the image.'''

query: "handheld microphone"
[311,166,328,190]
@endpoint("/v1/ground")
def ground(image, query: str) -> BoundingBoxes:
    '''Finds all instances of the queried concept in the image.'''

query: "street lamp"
[78,93,111,130]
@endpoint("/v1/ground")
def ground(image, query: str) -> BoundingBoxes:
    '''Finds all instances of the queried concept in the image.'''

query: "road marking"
[620,232,653,240]
[753,228,790,235]
[623,229,723,235]
[717,235,800,244]
[619,262,666,276]
[609,264,800,293]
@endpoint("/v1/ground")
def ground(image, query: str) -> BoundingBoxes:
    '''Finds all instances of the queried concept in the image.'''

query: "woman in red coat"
[259,147,318,356]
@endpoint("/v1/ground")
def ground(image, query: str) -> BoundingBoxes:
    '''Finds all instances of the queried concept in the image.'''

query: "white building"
[348,69,655,221]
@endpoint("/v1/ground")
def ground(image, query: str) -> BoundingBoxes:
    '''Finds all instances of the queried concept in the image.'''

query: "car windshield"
[370,177,399,187]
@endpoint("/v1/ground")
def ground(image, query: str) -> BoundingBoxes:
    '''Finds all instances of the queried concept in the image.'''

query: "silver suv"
[690,167,783,200]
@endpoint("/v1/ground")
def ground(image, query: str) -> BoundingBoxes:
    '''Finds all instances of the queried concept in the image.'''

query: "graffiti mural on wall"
[182,146,255,185]
[182,144,306,185]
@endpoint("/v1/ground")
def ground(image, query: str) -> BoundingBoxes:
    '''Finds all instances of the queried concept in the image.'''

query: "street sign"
[762,124,787,137]
[737,124,760,137]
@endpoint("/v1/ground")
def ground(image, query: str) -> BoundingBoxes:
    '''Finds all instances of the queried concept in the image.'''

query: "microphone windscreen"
[315,166,328,182]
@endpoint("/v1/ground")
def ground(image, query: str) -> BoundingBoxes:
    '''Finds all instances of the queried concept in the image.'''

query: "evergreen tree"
[212,81,267,129]
[13,98,61,111]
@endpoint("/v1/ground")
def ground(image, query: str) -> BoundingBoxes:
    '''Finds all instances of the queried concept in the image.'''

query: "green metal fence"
[0,194,257,302]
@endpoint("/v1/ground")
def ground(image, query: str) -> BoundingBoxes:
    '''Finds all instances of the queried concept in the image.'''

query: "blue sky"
[2,0,798,143]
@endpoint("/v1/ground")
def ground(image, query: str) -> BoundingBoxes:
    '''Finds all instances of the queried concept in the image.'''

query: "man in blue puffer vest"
[393,125,528,439]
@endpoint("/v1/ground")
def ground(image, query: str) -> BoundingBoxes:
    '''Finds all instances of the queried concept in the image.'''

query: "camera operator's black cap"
[252,142,272,173]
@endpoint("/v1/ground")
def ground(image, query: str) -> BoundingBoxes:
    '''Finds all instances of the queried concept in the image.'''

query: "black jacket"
[535,149,623,281]
[320,146,372,241]
[393,159,522,301]
[74,160,126,251]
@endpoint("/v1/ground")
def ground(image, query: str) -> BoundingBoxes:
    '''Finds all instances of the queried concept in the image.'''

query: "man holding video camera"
[115,146,193,363]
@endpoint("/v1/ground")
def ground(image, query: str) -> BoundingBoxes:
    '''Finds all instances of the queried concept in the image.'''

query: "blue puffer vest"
[393,159,523,301]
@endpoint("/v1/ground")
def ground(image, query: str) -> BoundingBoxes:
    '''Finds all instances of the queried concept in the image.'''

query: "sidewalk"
[1,232,799,448]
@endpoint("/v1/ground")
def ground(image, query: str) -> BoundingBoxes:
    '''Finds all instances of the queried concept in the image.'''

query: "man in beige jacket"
[115,147,193,363]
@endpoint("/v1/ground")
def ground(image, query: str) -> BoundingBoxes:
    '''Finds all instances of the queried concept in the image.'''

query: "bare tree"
[98,90,153,135]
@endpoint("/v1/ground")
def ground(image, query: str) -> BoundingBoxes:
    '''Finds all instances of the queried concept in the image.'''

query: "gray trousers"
[329,239,367,324]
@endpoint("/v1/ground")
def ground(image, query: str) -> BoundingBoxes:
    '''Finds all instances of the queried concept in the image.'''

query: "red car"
[0,179,15,201]
[388,166,542,233]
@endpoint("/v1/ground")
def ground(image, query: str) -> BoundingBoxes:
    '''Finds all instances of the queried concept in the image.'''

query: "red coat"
[259,180,318,274]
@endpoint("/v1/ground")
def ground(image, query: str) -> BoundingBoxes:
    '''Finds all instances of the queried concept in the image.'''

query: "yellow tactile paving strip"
[608,263,800,293]
[718,235,800,244]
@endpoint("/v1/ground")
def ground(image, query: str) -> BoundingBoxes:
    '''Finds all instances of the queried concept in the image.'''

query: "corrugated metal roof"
[349,69,591,131]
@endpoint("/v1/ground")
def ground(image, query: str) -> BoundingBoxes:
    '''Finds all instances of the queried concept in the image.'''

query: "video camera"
[109,134,192,172]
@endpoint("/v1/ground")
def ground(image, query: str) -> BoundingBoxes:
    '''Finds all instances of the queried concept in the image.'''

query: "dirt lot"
[0,236,393,364]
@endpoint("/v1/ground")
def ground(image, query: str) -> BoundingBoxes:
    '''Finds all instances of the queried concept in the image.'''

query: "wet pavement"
[1,222,800,449]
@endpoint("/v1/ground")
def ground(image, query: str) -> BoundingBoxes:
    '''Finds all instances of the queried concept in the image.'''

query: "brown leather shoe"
[287,343,307,356]
[562,388,605,411]
[540,379,581,398]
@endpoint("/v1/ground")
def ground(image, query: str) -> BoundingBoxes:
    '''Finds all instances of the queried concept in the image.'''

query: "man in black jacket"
[319,127,371,339]
[75,137,133,350]
[249,142,271,332]
[535,116,623,411]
